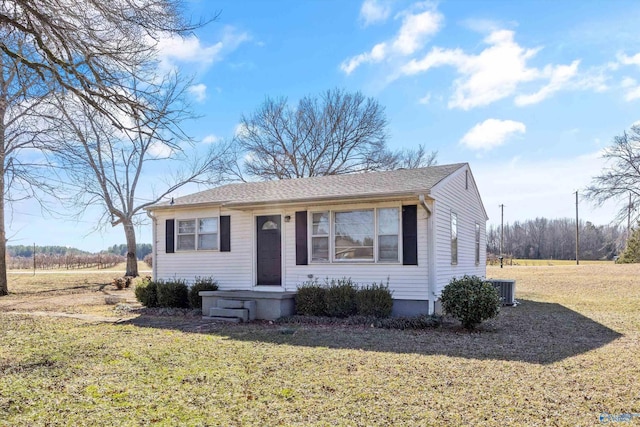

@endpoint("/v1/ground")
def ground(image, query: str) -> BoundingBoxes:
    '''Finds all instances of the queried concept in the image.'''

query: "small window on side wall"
[451,212,458,265]
[475,223,480,264]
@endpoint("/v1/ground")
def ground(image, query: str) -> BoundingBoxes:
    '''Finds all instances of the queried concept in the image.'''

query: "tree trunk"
[123,220,138,277]
[0,142,7,296]
[0,92,7,296]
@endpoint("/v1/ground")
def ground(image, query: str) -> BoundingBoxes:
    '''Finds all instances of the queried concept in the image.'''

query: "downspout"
[146,210,157,280]
[419,195,436,315]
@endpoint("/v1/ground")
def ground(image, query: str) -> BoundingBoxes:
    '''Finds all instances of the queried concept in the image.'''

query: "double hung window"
[177,217,218,251]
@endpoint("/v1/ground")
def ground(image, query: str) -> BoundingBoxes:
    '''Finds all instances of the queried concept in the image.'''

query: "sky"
[7,0,640,252]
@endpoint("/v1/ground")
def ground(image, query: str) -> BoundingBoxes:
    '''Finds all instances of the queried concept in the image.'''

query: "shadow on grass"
[118,299,622,365]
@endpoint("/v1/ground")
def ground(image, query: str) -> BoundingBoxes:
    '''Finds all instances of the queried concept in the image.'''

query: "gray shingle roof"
[147,163,466,210]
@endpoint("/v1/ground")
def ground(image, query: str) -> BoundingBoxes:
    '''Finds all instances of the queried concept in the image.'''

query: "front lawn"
[0,264,638,426]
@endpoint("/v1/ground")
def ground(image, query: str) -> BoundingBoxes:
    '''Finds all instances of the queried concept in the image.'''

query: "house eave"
[145,190,436,212]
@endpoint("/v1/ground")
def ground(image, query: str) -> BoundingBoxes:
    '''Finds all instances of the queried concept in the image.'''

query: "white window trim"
[176,217,219,252]
[308,207,402,264]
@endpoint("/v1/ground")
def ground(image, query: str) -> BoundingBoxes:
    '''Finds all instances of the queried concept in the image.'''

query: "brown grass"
[0,263,638,426]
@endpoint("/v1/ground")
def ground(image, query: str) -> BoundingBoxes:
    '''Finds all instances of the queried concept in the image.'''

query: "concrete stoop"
[205,299,257,322]
[200,290,297,321]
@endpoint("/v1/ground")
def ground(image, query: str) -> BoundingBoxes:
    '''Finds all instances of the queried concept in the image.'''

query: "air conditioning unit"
[488,279,516,306]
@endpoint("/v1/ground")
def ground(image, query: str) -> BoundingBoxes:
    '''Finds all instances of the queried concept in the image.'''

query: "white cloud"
[156,26,250,71]
[202,134,220,144]
[234,123,250,139]
[392,7,443,55]
[618,52,640,67]
[402,29,587,109]
[359,0,391,26]
[621,77,640,101]
[188,84,207,102]
[148,141,173,158]
[515,60,580,106]
[460,118,526,151]
[341,42,387,74]
[418,93,431,104]
[403,30,545,109]
[341,3,443,75]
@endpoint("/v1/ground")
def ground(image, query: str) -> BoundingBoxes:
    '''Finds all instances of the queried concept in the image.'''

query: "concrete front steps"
[200,290,296,321]
[207,299,257,322]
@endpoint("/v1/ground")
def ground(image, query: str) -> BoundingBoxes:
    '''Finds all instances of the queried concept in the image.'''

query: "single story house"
[145,163,488,319]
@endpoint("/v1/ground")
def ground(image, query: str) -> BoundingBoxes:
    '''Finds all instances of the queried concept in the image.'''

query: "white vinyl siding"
[155,208,252,287]
[430,165,487,296]
[286,201,426,300]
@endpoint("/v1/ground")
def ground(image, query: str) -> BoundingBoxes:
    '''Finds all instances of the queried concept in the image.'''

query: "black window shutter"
[295,211,308,265]
[402,205,418,265]
[165,219,175,254]
[220,216,231,252]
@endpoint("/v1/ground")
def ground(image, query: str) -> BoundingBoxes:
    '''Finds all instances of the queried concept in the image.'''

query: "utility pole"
[575,191,579,266]
[500,204,504,268]
[33,243,36,276]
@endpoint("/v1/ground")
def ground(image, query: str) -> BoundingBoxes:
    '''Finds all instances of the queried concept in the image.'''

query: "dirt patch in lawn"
[0,271,138,317]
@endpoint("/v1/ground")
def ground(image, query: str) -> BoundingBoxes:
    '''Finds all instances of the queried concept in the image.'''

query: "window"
[451,212,458,264]
[177,220,196,251]
[335,210,374,261]
[465,170,469,190]
[198,218,218,250]
[177,217,218,251]
[475,222,481,264]
[378,208,399,261]
[310,208,400,263]
[311,212,329,262]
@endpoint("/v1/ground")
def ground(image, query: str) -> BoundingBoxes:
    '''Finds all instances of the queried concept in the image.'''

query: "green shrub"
[295,281,327,316]
[156,279,189,308]
[135,280,158,307]
[440,275,501,330]
[188,276,219,309]
[325,278,357,318]
[355,282,393,318]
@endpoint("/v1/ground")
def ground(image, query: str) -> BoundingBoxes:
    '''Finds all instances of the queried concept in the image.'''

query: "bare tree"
[0,1,209,294]
[227,88,436,181]
[0,0,208,126]
[41,74,227,277]
[0,31,56,296]
[585,125,640,227]
[392,144,438,169]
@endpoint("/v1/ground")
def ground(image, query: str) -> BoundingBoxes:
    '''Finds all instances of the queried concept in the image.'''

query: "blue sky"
[7,0,640,252]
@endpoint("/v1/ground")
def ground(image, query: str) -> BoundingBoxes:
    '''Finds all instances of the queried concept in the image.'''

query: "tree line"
[487,218,625,261]
[102,244,152,260]
[7,253,124,270]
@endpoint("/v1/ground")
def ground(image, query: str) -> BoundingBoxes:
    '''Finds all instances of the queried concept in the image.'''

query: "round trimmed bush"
[135,280,158,307]
[440,275,501,330]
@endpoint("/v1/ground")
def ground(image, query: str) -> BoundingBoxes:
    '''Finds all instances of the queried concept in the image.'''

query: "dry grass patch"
[0,264,638,426]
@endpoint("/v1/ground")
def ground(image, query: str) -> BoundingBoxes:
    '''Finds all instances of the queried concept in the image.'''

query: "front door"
[256,215,282,286]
